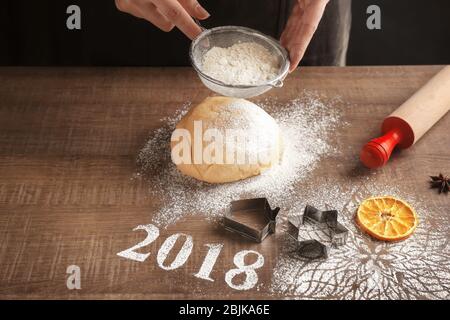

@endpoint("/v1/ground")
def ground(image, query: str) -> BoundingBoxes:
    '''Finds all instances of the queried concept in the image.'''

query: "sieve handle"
[270,80,284,88]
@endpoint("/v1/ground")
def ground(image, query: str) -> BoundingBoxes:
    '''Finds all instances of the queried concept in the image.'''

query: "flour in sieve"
[136,92,342,227]
[201,42,279,86]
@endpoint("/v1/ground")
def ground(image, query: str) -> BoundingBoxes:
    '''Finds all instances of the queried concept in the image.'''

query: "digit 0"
[157,233,193,270]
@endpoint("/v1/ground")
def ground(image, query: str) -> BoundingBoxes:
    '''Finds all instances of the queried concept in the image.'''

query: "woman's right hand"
[281,0,329,72]
[115,0,209,40]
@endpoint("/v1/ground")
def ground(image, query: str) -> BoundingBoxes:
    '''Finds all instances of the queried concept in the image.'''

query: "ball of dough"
[171,96,283,183]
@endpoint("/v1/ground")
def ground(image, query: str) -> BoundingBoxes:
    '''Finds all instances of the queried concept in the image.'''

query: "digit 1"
[194,244,223,282]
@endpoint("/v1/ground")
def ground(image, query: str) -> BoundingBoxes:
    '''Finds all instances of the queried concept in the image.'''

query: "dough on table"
[171,96,283,183]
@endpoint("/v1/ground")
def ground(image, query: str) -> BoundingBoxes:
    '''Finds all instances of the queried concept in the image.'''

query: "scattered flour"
[135,92,450,299]
[270,172,450,300]
[136,92,341,227]
[201,42,279,85]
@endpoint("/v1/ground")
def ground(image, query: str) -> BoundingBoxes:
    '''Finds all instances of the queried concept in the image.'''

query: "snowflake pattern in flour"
[271,187,450,300]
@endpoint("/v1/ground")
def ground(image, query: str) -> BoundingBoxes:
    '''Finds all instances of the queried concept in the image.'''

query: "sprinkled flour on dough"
[136,92,341,227]
[201,42,279,85]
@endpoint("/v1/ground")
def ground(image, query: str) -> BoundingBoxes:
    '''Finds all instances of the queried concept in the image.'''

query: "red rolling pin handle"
[360,129,402,169]
[360,117,414,169]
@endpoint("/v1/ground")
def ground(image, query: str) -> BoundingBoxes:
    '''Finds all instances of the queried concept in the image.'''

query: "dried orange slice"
[356,196,418,241]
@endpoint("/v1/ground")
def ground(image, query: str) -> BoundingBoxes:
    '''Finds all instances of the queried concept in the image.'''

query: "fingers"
[116,0,175,32]
[280,3,303,48]
[116,0,141,16]
[116,0,206,39]
[287,21,317,72]
[139,0,176,32]
[153,0,203,40]
[281,0,329,72]
[179,0,210,20]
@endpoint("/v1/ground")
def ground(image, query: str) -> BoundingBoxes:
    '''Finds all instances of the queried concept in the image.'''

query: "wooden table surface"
[0,66,448,300]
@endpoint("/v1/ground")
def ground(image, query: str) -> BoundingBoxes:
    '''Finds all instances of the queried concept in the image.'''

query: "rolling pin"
[360,66,450,169]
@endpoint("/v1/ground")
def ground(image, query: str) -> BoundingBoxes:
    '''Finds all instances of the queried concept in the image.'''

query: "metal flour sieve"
[189,26,290,98]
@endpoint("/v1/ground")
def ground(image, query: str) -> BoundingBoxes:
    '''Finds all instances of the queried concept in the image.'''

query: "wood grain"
[0,66,448,299]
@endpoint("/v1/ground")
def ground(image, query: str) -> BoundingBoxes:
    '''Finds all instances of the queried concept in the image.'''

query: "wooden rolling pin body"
[361,66,450,168]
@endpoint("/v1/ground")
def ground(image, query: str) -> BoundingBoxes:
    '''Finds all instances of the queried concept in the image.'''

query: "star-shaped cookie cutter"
[224,198,280,243]
[287,205,349,259]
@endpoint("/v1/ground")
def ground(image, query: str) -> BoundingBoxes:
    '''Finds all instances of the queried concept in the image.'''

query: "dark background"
[348,0,450,65]
[0,0,449,66]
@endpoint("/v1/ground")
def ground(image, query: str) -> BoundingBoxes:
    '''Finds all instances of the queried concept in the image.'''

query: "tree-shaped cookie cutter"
[224,198,280,243]
[287,205,349,259]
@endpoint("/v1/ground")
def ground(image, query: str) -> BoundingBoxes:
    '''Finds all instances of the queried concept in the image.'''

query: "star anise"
[429,173,449,194]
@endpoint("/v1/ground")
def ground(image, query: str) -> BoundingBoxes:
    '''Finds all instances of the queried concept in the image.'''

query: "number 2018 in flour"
[116,224,265,291]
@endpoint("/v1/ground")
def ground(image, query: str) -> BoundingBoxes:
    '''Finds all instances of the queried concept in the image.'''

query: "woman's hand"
[115,0,209,40]
[281,0,329,72]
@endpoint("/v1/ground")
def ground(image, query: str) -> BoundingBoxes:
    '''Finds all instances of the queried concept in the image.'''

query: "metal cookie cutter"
[224,198,280,243]
[287,205,349,259]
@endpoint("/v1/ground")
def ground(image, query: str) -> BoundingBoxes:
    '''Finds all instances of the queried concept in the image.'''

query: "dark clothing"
[0,0,351,66]
[301,0,352,66]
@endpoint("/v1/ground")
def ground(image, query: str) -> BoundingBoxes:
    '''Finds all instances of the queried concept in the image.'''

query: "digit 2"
[116,224,160,262]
